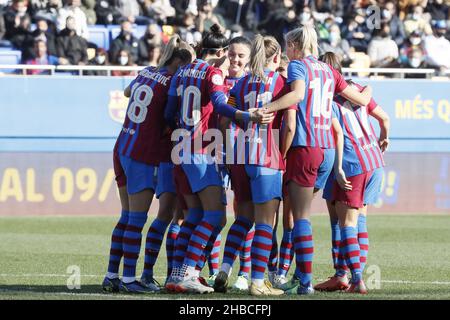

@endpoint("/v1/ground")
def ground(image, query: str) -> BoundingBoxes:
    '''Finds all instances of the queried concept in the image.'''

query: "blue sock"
[166,222,180,277]
[340,226,362,283]
[107,210,129,275]
[267,228,278,272]
[173,207,203,269]
[293,219,313,285]
[277,228,293,277]
[142,218,169,278]
[238,224,254,278]
[358,214,369,272]
[122,211,147,281]
[251,223,273,281]
[330,219,341,272]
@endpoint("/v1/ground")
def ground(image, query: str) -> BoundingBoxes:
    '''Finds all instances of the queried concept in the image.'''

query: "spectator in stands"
[4,0,30,40]
[142,0,176,25]
[320,23,352,66]
[33,0,62,27]
[0,8,10,46]
[94,0,123,25]
[56,16,88,65]
[84,46,109,75]
[117,0,152,25]
[25,39,59,74]
[342,12,372,52]
[426,0,449,21]
[317,16,334,42]
[138,23,162,64]
[382,1,407,47]
[423,20,450,72]
[177,9,202,45]
[111,48,137,76]
[367,22,399,67]
[109,19,139,65]
[399,30,427,66]
[57,0,89,40]
[197,0,227,33]
[32,18,57,57]
[310,0,344,21]
[81,0,96,25]
[299,5,315,27]
[140,43,160,66]
[10,14,35,62]
[403,5,433,36]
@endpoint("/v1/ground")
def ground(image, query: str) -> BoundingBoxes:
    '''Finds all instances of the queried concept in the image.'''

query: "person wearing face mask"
[84,47,109,75]
[382,1,407,47]
[424,20,450,72]
[56,16,88,65]
[110,19,139,66]
[56,0,89,40]
[138,23,162,65]
[112,49,137,76]
[399,30,427,69]
[367,22,399,67]
[320,24,351,66]
[342,13,372,52]
[404,5,433,36]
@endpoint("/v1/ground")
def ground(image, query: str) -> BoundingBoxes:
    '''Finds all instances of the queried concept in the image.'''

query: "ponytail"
[198,23,228,58]
[156,34,194,71]
[285,25,319,58]
[249,35,281,82]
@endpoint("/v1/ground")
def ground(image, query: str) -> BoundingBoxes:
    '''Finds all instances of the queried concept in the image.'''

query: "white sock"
[122,277,135,284]
[106,272,119,279]
[221,263,232,276]
[252,279,264,287]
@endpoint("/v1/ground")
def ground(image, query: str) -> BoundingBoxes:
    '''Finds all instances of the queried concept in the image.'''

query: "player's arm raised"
[370,106,390,153]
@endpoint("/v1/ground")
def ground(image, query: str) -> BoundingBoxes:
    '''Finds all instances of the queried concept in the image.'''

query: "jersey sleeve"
[330,66,348,94]
[168,73,179,97]
[287,60,307,84]
[367,98,378,113]
[207,67,226,95]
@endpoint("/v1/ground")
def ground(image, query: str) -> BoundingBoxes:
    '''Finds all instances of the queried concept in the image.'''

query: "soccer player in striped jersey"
[214,35,295,296]
[102,36,194,294]
[315,52,390,293]
[261,25,373,295]
[164,25,272,294]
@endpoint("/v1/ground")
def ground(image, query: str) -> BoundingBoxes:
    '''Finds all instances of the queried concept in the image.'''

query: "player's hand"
[379,137,389,153]
[336,169,352,191]
[249,108,275,124]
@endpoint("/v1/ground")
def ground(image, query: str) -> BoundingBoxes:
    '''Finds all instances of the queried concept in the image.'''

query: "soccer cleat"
[272,274,288,289]
[176,276,215,294]
[102,277,121,293]
[314,275,349,292]
[232,275,249,291]
[268,271,277,286]
[165,276,182,293]
[207,274,217,287]
[285,282,314,295]
[250,280,285,296]
[120,280,156,294]
[140,275,161,292]
[213,271,229,293]
[278,275,300,291]
[346,280,368,294]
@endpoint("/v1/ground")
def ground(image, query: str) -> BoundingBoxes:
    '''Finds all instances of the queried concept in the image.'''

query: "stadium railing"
[0,64,446,78]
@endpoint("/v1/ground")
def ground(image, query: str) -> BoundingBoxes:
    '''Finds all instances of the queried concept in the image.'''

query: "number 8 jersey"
[287,56,348,149]
[116,66,173,165]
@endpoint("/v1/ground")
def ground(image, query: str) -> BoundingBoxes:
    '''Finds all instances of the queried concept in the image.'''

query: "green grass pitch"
[0,215,449,300]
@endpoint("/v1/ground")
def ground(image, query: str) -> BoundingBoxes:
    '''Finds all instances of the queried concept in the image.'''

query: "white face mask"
[119,56,128,66]
[410,37,421,45]
[301,12,311,23]
[409,58,421,68]
[96,55,106,64]
[383,9,392,20]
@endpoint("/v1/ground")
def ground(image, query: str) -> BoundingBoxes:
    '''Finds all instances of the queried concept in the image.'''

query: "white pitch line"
[0,274,449,286]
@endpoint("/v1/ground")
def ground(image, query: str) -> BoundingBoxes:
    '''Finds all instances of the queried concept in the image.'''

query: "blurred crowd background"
[0,0,449,76]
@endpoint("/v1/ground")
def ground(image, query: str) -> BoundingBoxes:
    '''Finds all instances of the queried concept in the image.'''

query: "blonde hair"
[249,34,281,82]
[285,25,319,58]
[156,34,195,71]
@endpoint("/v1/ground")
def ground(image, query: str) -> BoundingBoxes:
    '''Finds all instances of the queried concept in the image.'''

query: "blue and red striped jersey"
[168,58,227,154]
[287,56,348,149]
[115,66,173,165]
[228,70,295,170]
[333,83,385,176]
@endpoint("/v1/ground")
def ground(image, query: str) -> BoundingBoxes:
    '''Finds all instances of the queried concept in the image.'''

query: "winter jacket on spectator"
[56,27,88,64]
[426,0,449,21]
[94,0,122,25]
[109,30,139,64]
[57,1,90,40]
[81,0,97,25]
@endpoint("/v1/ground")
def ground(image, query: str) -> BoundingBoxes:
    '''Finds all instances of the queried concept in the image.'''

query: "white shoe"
[268,271,277,286]
[176,276,214,294]
[272,274,288,289]
[232,275,249,291]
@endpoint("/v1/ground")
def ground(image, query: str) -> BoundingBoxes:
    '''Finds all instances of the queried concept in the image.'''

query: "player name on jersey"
[138,68,171,86]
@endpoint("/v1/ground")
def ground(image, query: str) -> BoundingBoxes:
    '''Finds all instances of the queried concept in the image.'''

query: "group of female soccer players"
[102,23,390,296]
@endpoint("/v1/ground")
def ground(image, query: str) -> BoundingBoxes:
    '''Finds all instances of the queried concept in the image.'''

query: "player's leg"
[165,202,185,283]
[275,193,294,287]
[267,208,279,285]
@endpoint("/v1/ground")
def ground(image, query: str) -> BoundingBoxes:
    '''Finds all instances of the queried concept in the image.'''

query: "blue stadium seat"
[88,25,110,50]
[0,50,22,73]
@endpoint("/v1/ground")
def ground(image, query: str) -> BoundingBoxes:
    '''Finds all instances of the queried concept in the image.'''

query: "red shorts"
[332,172,372,209]
[282,172,289,199]
[173,165,191,210]
[113,151,126,188]
[285,146,324,188]
[229,165,252,203]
